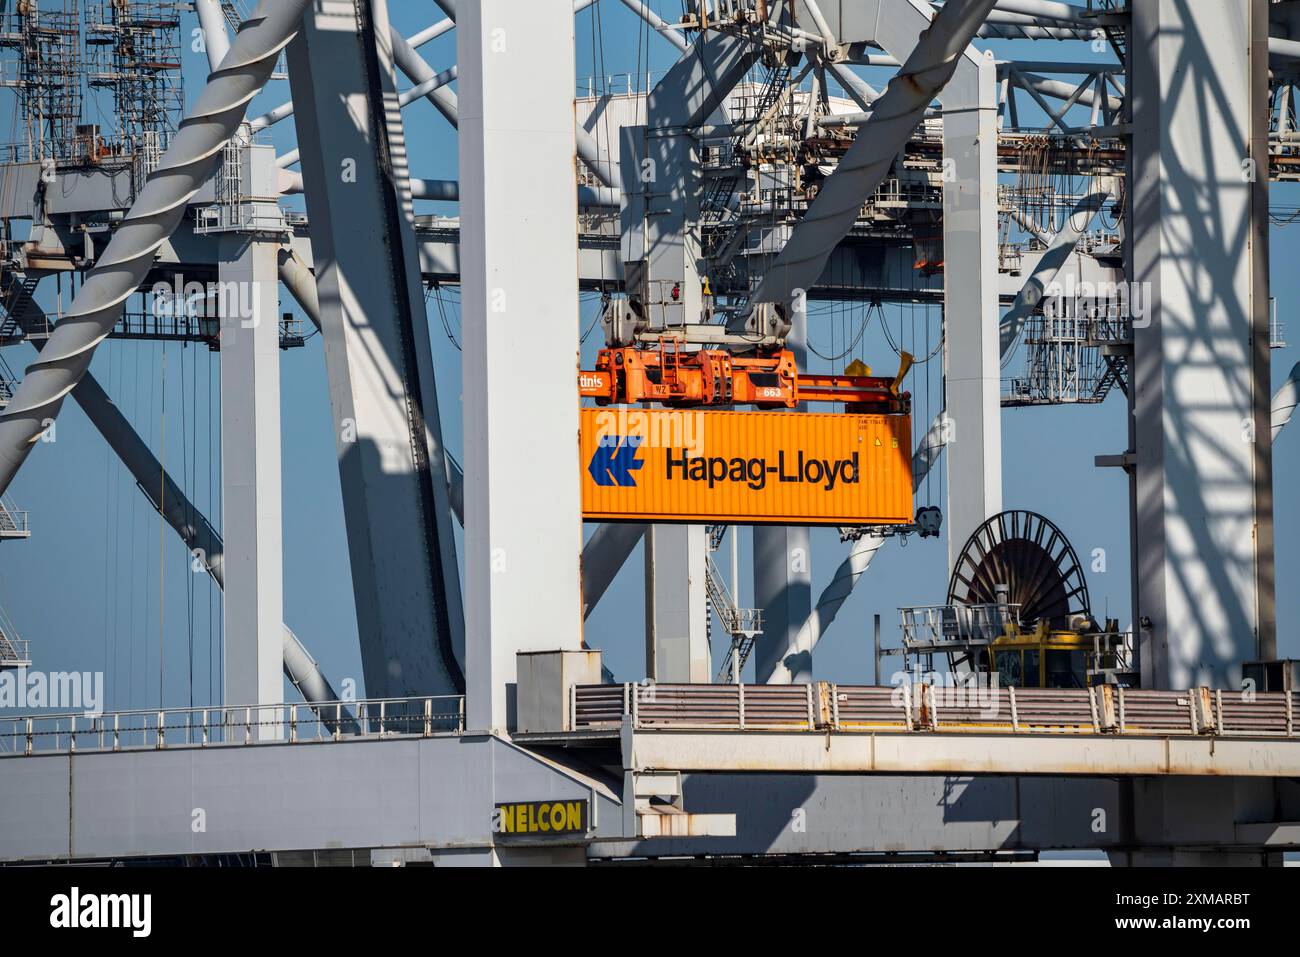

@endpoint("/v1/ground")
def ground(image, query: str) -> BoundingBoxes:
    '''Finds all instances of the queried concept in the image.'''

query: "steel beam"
[296,254,638,627]
[618,31,761,679]
[218,233,285,727]
[279,173,620,208]
[940,50,1003,575]
[753,319,812,683]
[194,0,231,70]
[388,29,460,128]
[626,729,1300,777]
[583,522,646,619]
[738,1,1002,580]
[644,525,711,682]
[287,0,465,698]
[1128,0,1275,688]
[618,0,690,53]
[621,31,761,326]
[458,0,584,731]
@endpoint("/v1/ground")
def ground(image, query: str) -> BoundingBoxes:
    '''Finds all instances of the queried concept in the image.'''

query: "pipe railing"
[0,696,465,756]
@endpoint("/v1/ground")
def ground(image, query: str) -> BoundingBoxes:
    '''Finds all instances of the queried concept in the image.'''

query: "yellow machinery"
[976,617,1130,689]
[897,510,1139,688]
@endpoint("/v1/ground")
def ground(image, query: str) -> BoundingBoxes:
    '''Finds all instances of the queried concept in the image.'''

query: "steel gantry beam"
[287,0,465,698]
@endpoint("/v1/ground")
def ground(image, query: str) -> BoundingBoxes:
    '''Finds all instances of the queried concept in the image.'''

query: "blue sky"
[0,3,1295,710]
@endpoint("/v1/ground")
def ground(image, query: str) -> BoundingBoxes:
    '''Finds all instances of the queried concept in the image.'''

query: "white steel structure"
[0,0,1295,866]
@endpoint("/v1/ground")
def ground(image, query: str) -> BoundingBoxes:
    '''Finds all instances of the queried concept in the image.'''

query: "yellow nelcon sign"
[493,800,589,837]
[580,407,913,526]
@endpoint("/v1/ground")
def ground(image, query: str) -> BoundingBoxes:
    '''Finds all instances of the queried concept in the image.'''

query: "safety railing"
[576,71,668,99]
[900,603,1019,647]
[0,496,28,537]
[573,682,1298,739]
[0,633,27,666]
[0,696,465,757]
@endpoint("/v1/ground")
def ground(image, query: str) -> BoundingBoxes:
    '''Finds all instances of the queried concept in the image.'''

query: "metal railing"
[0,634,27,666]
[576,71,667,99]
[193,202,288,235]
[0,696,465,757]
[0,495,29,536]
[900,603,1019,647]
[573,682,1298,739]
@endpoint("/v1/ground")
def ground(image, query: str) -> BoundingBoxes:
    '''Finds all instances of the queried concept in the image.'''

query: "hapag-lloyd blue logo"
[588,435,644,487]
[588,433,862,493]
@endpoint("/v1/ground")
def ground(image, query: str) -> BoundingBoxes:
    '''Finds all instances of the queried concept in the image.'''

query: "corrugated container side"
[579,407,913,525]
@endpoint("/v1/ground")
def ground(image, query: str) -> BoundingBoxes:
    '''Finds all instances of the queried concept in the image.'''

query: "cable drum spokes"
[947,510,1091,629]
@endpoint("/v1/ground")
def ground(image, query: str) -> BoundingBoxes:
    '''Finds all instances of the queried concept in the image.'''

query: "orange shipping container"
[580,407,913,526]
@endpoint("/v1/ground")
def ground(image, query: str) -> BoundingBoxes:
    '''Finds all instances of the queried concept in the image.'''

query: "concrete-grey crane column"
[644,524,711,681]
[938,34,1002,575]
[217,224,285,731]
[1127,0,1275,688]
[0,0,310,495]
[753,313,812,683]
[458,0,585,731]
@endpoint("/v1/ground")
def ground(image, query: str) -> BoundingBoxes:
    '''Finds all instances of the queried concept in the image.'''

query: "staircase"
[704,525,763,683]
[1094,353,1128,401]
[0,497,30,540]
[0,272,42,344]
[0,601,29,668]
